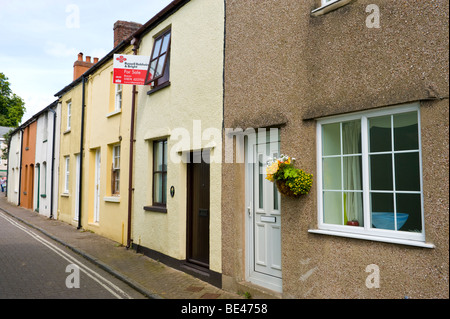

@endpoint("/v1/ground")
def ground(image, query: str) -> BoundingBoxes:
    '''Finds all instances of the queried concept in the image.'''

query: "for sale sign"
[113,54,149,85]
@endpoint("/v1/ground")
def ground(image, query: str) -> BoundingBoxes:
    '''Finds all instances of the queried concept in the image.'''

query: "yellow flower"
[266,161,279,175]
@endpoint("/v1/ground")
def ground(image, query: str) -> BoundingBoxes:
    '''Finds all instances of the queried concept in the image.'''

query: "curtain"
[342,121,363,226]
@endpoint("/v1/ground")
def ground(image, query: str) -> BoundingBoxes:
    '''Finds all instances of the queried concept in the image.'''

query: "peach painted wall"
[20,121,37,210]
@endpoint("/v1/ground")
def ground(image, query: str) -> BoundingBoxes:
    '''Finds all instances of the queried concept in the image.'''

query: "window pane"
[163,140,168,171]
[114,170,120,194]
[149,60,157,81]
[162,173,167,204]
[156,54,167,78]
[322,123,340,156]
[273,182,279,210]
[158,53,170,84]
[154,172,163,203]
[396,193,422,232]
[395,152,420,191]
[114,146,120,169]
[343,156,362,190]
[323,157,341,190]
[342,120,361,155]
[323,191,342,225]
[369,116,391,152]
[371,193,394,230]
[154,141,163,171]
[370,154,393,191]
[160,32,171,54]
[152,38,162,59]
[394,112,419,151]
[344,192,363,226]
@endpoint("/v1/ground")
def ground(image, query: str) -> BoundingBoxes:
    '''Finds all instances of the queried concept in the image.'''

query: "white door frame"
[74,154,80,221]
[245,128,282,293]
[94,149,101,223]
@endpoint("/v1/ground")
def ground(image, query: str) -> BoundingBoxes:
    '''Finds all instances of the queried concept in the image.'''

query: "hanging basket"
[267,155,313,198]
[276,180,302,198]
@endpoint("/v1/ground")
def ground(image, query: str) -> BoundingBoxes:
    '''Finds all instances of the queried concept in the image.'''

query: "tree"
[0,72,26,127]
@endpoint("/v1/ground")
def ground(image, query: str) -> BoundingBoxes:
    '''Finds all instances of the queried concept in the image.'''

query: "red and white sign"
[113,54,149,85]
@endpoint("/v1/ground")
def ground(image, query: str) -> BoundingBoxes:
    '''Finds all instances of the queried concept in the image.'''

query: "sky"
[0,0,173,124]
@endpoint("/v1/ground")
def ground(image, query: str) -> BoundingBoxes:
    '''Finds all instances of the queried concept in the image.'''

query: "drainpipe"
[127,37,140,249]
[48,106,57,219]
[78,75,86,230]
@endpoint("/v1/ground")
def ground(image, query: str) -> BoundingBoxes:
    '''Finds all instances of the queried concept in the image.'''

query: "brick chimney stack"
[73,52,98,81]
[113,21,142,48]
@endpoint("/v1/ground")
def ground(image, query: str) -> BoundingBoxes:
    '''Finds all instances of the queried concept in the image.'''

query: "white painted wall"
[34,104,60,218]
[7,130,22,205]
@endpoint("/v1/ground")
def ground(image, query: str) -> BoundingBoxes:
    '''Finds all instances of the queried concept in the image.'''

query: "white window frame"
[41,162,47,196]
[64,156,70,193]
[312,0,353,16]
[322,0,339,5]
[310,103,434,248]
[115,84,122,111]
[112,144,120,194]
[67,101,72,130]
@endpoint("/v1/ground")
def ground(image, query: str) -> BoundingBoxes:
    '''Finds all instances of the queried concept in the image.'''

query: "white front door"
[246,129,282,292]
[94,149,101,223]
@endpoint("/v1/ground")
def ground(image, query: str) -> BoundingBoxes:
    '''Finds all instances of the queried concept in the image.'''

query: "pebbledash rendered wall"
[222,0,448,298]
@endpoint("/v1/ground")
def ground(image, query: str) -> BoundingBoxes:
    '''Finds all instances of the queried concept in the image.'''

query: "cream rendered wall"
[82,46,134,244]
[58,84,83,225]
[133,0,224,273]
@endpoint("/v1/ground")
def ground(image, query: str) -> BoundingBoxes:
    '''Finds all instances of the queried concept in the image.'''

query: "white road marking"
[0,211,132,299]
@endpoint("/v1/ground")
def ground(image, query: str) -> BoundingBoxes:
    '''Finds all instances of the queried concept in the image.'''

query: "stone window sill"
[143,205,167,213]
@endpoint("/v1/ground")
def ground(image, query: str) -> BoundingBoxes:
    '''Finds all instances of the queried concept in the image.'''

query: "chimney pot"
[73,53,95,81]
[94,57,99,63]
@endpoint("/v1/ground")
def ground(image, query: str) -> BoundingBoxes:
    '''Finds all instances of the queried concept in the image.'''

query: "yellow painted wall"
[132,0,224,273]
[81,45,134,244]
[58,83,83,225]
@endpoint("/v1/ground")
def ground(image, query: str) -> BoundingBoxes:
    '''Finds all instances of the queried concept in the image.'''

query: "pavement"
[0,195,243,300]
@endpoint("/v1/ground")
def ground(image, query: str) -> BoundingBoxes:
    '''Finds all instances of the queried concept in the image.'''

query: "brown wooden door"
[186,150,210,268]
[29,164,34,210]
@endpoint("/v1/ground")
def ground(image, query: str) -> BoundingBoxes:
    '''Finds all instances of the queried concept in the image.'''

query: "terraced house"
[54,22,140,244]
[7,101,60,218]
[129,0,225,287]
[222,0,448,298]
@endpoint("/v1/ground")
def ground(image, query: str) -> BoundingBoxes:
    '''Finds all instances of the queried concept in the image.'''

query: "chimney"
[113,20,142,48]
[73,52,98,81]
